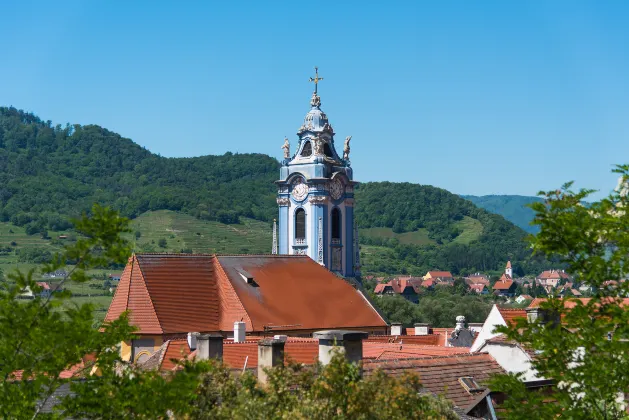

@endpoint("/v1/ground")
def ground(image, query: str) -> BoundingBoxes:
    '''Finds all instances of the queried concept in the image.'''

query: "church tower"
[276,68,360,277]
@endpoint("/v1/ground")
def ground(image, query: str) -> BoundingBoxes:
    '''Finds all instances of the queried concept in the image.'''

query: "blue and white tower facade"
[276,68,360,277]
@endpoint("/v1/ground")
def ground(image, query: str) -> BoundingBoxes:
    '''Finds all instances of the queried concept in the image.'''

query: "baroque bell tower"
[275,68,360,277]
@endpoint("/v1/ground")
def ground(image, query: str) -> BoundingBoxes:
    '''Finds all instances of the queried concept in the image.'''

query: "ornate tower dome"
[275,68,360,278]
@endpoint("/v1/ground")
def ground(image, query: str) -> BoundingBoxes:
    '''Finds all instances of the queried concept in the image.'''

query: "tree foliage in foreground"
[491,165,629,419]
[0,204,456,419]
[63,353,458,419]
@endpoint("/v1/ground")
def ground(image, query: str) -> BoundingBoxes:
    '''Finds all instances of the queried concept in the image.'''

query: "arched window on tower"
[301,141,312,157]
[331,208,341,243]
[295,208,306,242]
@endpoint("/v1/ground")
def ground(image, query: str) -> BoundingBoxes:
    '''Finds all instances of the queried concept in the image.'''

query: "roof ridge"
[135,253,308,258]
[104,256,133,323]
[212,257,253,331]
[365,352,489,363]
[134,255,164,334]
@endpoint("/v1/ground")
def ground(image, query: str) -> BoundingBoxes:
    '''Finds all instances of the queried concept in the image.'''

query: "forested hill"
[0,106,279,229]
[0,106,549,275]
[461,195,543,234]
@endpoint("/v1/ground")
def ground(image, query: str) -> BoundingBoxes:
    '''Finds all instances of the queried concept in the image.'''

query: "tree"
[491,165,629,419]
[0,204,135,417]
[158,238,167,248]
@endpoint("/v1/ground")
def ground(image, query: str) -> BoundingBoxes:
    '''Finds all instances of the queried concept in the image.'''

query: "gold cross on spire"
[309,66,324,94]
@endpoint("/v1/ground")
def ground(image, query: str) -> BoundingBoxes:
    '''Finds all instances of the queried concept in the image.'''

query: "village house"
[422,270,454,283]
[105,254,388,363]
[464,273,490,286]
[373,276,422,303]
[536,269,570,288]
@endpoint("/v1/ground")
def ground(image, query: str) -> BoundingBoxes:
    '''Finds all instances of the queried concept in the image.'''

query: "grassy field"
[360,227,436,246]
[451,216,483,244]
[129,210,272,255]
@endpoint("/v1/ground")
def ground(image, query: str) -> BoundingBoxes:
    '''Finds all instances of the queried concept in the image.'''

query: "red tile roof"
[537,270,570,280]
[105,254,387,335]
[36,282,50,290]
[469,284,487,293]
[366,335,441,345]
[363,342,469,360]
[497,307,527,326]
[492,280,514,290]
[527,297,629,309]
[426,271,453,278]
[373,277,422,295]
[364,353,505,409]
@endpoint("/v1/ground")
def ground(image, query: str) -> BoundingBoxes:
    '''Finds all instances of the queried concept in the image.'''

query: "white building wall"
[482,344,544,382]
[470,304,507,352]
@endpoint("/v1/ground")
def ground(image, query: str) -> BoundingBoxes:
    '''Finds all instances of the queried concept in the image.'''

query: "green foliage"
[0,107,279,230]
[462,194,543,234]
[17,247,52,263]
[368,292,493,327]
[490,165,629,419]
[0,204,135,418]
[356,183,554,275]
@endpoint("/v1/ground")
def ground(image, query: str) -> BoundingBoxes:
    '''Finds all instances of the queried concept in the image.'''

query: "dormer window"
[458,377,485,393]
[301,141,312,157]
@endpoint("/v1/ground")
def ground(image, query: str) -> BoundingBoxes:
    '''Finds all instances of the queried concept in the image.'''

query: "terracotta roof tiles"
[364,353,505,409]
[106,254,387,335]
[497,307,526,326]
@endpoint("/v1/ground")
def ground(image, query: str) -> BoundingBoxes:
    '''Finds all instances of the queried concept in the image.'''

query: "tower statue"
[281,137,290,159]
[343,136,351,160]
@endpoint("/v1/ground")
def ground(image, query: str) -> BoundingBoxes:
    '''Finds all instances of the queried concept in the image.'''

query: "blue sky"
[2,1,628,198]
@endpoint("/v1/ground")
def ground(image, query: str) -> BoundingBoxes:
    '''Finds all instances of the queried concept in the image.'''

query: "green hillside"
[461,195,543,233]
[0,106,553,277]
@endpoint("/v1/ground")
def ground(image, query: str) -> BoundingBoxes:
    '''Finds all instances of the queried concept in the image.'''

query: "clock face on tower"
[330,179,344,200]
[291,179,308,201]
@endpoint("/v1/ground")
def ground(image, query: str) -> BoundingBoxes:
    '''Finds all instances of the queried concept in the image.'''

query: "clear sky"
[2,1,628,198]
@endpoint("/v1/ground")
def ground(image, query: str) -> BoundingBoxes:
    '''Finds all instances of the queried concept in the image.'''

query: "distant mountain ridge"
[0,106,553,275]
[461,195,543,234]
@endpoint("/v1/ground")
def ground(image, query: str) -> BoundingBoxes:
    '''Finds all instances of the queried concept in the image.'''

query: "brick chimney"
[414,323,431,336]
[194,332,224,360]
[390,323,403,336]
[257,336,287,384]
[313,330,368,367]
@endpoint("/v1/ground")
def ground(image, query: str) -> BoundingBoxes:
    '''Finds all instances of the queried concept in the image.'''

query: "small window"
[295,209,306,239]
[331,208,341,240]
[459,377,485,393]
[301,141,312,157]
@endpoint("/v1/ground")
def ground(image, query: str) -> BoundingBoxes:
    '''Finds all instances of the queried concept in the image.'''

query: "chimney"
[414,323,431,336]
[257,336,287,384]
[390,323,403,336]
[194,333,224,360]
[526,307,560,328]
[234,321,246,343]
[313,330,369,367]
[188,332,198,350]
